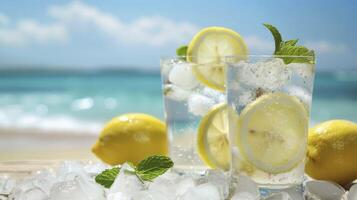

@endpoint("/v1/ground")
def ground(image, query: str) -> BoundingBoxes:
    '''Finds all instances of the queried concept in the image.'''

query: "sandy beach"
[0,128,98,161]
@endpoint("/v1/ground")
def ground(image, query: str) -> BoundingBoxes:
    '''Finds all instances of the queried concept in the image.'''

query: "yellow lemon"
[187,26,248,91]
[306,120,357,185]
[92,113,168,165]
[236,92,308,174]
[197,103,231,170]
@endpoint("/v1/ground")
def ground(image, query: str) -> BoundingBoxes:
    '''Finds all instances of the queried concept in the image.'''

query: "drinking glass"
[226,55,315,195]
[160,57,229,174]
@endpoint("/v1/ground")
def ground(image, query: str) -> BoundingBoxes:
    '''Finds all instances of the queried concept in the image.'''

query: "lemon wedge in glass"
[236,92,308,174]
[197,103,231,170]
[187,26,248,91]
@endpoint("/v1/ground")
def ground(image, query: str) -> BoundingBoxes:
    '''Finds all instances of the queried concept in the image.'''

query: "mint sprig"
[263,23,315,64]
[95,167,120,188]
[95,155,174,188]
[276,44,315,64]
[136,155,174,181]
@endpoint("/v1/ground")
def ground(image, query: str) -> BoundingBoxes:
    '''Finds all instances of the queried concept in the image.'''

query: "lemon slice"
[237,92,308,174]
[187,27,248,91]
[197,103,231,170]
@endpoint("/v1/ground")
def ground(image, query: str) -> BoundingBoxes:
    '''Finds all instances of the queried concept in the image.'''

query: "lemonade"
[161,58,228,171]
[227,56,315,188]
[161,27,247,173]
[161,24,315,198]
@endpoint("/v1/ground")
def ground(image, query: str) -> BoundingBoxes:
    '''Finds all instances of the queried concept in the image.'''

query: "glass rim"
[161,54,315,60]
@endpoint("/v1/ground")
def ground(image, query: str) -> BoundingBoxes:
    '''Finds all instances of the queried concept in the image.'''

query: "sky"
[0,0,356,71]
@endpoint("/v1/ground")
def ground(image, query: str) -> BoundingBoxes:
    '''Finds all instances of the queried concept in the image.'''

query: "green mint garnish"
[176,45,188,59]
[95,167,120,188]
[263,23,282,54]
[276,44,315,64]
[136,155,174,181]
[95,155,174,188]
[263,23,315,64]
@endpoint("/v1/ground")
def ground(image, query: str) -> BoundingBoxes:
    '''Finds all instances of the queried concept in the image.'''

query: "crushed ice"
[1,161,355,200]
[235,58,291,91]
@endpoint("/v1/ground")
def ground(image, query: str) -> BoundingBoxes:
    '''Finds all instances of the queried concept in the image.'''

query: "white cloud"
[304,41,347,54]
[0,18,67,46]
[48,1,198,46]
[0,1,198,47]
[244,35,274,52]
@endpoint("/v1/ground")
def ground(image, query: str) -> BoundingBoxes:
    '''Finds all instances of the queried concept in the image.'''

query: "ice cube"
[49,173,105,200]
[134,190,169,200]
[0,175,16,195]
[57,161,89,180]
[232,192,259,200]
[233,175,260,199]
[279,185,304,200]
[164,84,192,101]
[6,169,54,199]
[304,180,345,200]
[83,162,108,177]
[201,87,225,103]
[204,170,230,199]
[175,177,196,197]
[264,192,293,200]
[107,192,133,200]
[146,171,181,199]
[168,62,199,90]
[9,187,48,200]
[181,183,221,200]
[109,163,145,195]
[187,93,216,116]
[156,171,180,183]
[148,174,177,197]
[347,183,357,200]
[27,169,56,196]
[9,177,49,200]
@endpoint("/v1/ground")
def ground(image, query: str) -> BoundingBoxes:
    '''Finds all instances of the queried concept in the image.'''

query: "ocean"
[0,70,356,134]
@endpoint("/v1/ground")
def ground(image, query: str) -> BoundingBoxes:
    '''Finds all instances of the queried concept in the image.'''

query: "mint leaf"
[94,155,174,188]
[281,39,298,46]
[136,155,174,181]
[263,23,282,53]
[176,45,188,58]
[276,44,315,64]
[263,23,315,64]
[95,167,120,188]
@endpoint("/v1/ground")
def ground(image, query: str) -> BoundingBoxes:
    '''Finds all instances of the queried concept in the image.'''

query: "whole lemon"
[305,120,357,185]
[92,113,168,165]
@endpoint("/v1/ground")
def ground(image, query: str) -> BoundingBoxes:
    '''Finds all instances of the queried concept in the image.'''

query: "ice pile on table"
[0,161,356,200]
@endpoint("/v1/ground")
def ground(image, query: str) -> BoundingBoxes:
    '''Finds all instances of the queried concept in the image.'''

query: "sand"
[0,127,98,162]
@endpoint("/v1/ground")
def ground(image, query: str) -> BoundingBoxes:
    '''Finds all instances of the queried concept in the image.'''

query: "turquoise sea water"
[0,70,356,132]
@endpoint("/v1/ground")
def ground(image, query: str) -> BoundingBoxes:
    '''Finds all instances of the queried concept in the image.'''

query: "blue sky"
[0,0,356,71]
